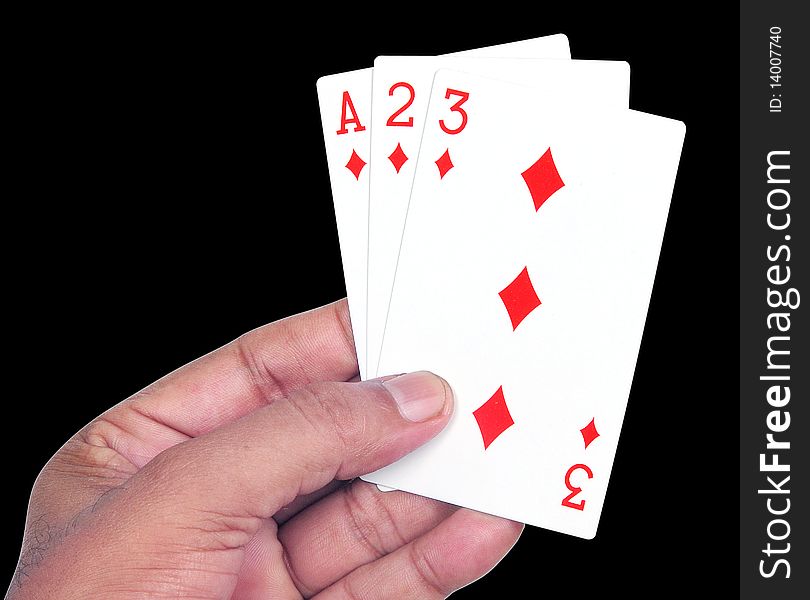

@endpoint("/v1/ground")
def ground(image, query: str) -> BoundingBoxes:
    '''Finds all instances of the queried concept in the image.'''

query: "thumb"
[128,371,452,522]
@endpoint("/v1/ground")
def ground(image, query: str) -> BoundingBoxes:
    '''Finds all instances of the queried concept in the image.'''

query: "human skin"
[6,300,522,599]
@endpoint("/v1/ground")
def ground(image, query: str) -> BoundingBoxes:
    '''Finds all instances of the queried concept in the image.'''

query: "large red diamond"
[435,149,454,179]
[521,148,564,211]
[473,386,515,450]
[345,149,366,180]
[498,266,541,330]
[580,418,600,449]
[388,142,408,173]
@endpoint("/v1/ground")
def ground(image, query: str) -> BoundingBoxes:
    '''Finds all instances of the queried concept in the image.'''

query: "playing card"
[366,57,631,377]
[316,35,570,378]
[317,68,374,377]
[362,71,685,539]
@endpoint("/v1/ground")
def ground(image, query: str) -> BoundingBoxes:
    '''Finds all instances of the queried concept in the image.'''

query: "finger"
[121,372,453,538]
[33,300,359,533]
[278,480,457,596]
[313,510,523,600]
[84,299,359,468]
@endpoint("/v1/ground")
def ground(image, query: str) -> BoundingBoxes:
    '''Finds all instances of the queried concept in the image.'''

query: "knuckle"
[235,333,289,403]
[409,542,450,599]
[287,383,367,458]
[340,575,370,600]
[343,482,405,559]
[175,508,259,551]
[43,420,138,486]
[78,418,125,458]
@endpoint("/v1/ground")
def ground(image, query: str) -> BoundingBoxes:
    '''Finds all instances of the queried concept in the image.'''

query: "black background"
[6,6,738,596]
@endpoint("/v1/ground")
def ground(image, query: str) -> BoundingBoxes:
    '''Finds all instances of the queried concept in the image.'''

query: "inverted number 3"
[561,463,593,511]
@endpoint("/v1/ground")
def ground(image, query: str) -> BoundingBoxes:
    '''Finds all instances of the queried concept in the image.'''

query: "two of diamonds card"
[317,38,685,539]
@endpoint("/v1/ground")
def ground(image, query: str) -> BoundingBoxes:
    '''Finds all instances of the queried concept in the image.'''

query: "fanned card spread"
[317,36,684,539]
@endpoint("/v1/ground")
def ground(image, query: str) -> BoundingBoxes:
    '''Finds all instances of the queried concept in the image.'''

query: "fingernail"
[383,371,451,422]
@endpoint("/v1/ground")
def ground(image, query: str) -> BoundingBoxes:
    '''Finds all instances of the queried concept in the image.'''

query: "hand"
[8,300,522,599]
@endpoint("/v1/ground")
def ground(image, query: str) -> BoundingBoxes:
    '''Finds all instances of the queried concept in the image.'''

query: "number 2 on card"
[386,82,415,127]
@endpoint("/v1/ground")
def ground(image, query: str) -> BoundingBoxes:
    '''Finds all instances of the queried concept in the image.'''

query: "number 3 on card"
[561,463,593,511]
[439,88,469,135]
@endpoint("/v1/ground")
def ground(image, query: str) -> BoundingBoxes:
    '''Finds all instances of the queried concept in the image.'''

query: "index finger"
[104,299,358,461]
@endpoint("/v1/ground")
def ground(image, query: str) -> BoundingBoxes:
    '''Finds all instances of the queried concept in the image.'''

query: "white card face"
[317,68,373,377]
[316,35,570,379]
[362,71,685,539]
[366,57,630,377]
